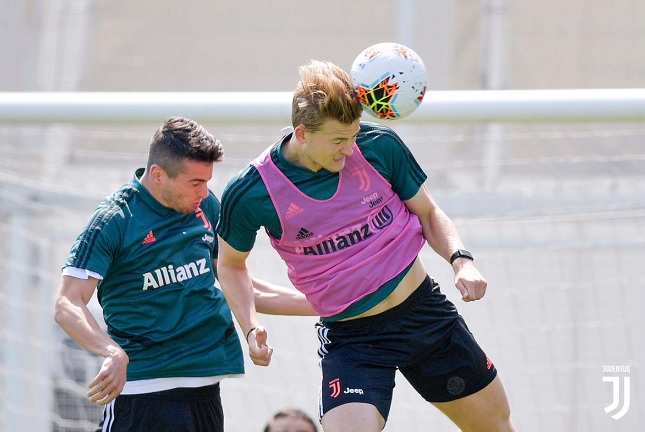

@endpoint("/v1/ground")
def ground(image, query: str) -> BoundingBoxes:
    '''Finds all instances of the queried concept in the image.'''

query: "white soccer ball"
[350,42,428,120]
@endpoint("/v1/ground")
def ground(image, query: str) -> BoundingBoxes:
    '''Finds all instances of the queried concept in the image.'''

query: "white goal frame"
[1,89,645,124]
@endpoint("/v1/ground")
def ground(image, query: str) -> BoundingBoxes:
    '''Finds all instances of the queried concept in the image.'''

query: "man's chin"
[328,160,345,172]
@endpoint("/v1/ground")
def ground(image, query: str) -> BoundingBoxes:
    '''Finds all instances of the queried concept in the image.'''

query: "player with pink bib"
[216,60,515,432]
[251,141,425,317]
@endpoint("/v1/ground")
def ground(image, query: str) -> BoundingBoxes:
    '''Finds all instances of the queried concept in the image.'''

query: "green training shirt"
[65,169,244,381]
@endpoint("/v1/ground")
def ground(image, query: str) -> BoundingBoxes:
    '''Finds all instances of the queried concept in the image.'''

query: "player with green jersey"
[54,117,314,432]
[65,170,242,383]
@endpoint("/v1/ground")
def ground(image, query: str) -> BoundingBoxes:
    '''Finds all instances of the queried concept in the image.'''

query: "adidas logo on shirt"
[296,227,314,240]
[142,230,156,245]
[286,202,304,218]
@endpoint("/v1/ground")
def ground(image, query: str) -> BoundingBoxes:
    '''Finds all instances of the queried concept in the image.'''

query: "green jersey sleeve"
[357,122,427,200]
[217,164,279,252]
[65,193,126,277]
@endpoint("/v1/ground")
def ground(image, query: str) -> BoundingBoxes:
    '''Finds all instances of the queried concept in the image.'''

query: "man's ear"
[293,124,308,144]
[149,164,164,183]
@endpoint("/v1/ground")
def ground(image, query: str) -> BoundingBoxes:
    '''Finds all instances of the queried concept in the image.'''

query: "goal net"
[0,119,643,431]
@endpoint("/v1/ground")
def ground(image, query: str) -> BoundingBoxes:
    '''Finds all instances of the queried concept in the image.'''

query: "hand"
[246,326,273,366]
[453,261,487,302]
[87,348,129,405]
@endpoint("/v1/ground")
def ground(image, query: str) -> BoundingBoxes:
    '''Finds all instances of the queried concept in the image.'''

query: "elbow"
[53,297,68,326]
[53,304,63,326]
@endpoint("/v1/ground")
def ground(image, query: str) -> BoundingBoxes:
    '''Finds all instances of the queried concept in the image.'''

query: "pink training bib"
[252,143,425,317]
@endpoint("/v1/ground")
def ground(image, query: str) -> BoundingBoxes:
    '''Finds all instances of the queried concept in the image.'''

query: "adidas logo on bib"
[296,227,314,240]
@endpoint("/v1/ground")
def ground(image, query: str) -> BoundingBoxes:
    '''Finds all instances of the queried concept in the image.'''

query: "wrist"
[245,327,257,342]
[104,346,127,361]
[449,249,474,265]
[104,347,119,358]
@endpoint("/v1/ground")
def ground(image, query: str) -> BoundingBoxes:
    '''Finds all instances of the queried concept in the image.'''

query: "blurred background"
[1,0,644,431]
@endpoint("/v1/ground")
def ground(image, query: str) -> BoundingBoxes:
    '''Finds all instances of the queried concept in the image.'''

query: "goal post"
[1,89,645,124]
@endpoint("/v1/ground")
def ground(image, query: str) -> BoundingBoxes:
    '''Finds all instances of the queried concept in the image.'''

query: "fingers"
[453,260,487,302]
[456,277,487,302]
[247,326,273,366]
[87,378,119,405]
[456,280,471,301]
[249,344,274,366]
[252,326,268,344]
[88,368,123,405]
[87,354,127,405]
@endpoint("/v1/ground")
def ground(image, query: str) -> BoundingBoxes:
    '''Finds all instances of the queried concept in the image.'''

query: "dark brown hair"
[147,116,224,177]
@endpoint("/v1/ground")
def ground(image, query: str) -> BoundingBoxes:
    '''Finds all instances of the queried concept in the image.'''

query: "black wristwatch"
[449,249,474,265]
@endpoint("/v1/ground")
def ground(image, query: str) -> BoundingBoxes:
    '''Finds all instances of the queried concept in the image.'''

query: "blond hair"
[291,60,362,131]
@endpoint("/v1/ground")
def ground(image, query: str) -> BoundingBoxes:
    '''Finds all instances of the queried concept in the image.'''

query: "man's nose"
[199,183,209,198]
[341,140,354,156]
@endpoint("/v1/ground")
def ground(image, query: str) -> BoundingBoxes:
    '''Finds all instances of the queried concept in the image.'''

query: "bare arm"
[404,185,487,302]
[216,236,273,366]
[213,257,316,316]
[251,277,317,316]
[53,275,128,404]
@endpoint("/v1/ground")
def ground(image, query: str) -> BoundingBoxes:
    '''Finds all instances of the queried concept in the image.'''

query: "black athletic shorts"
[97,383,223,432]
[316,276,497,422]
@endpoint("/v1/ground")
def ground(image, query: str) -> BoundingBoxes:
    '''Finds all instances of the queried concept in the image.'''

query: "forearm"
[54,297,124,359]
[420,205,465,262]
[252,277,317,316]
[218,264,260,335]
[406,188,486,301]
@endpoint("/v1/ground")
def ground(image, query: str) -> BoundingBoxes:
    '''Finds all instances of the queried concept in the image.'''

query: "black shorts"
[316,276,497,422]
[97,383,223,432]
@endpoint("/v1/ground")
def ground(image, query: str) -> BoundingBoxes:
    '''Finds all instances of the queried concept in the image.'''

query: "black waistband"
[137,382,220,400]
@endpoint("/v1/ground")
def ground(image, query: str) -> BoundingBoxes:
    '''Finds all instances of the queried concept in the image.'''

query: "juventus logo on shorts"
[329,378,341,398]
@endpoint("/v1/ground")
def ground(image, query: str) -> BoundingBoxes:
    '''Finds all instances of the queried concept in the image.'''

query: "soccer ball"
[350,42,428,120]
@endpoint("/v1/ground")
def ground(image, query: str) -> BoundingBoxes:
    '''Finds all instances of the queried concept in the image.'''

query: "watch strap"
[449,249,474,264]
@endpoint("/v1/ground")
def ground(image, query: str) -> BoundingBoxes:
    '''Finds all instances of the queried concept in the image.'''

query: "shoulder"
[357,121,411,159]
[67,183,139,269]
[357,121,402,144]
[90,183,139,229]
[220,164,267,209]
[356,121,426,198]
[217,161,275,248]
[77,184,143,250]
[356,121,410,168]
